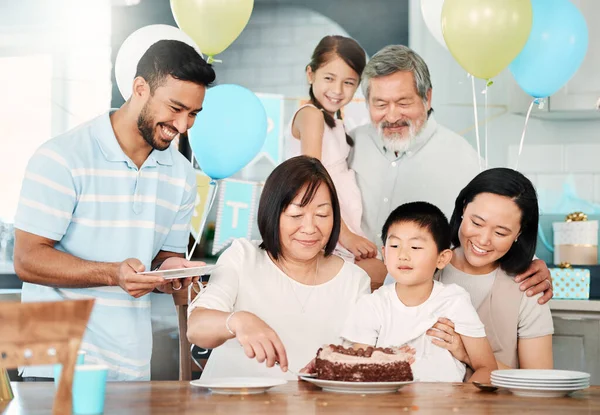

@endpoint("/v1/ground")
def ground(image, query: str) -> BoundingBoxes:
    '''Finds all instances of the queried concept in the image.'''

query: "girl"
[285,35,377,266]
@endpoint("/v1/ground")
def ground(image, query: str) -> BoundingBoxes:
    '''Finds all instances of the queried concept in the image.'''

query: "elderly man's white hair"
[361,45,432,107]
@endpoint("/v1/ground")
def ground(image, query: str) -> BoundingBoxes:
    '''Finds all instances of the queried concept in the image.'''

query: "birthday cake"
[314,344,413,382]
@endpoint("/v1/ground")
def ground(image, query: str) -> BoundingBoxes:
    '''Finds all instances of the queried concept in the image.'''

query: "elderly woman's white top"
[189,238,371,380]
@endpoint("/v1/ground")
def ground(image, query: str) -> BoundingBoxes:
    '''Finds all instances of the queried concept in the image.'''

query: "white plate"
[491,379,589,389]
[491,369,590,382]
[300,377,413,394]
[190,377,287,395]
[491,376,589,386]
[492,381,590,389]
[138,265,219,280]
[492,375,590,384]
[492,382,589,398]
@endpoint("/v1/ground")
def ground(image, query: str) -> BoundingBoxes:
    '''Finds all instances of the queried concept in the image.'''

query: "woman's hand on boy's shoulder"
[428,318,471,367]
[514,259,553,305]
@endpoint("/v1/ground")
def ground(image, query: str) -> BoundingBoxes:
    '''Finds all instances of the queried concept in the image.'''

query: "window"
[0,54,52,222]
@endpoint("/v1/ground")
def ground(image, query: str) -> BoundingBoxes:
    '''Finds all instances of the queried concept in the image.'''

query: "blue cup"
[53,351,86,384]
[72,364,108,415]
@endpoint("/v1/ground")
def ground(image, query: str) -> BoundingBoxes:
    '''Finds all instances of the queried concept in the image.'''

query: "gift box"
[550,266,591,300]
[552,212,598,265]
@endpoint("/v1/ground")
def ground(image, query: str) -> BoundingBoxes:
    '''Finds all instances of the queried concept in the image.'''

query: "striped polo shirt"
[15,111,197,381]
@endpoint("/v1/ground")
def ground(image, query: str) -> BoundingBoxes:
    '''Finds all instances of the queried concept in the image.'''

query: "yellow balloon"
[170,0,254,58]
[442,0,532,80]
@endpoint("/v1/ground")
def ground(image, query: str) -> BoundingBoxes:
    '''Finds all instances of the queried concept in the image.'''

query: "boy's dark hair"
[258,156,341,260]
[449,167,539,275]
[381,201,451,252]
[135,39,216,94]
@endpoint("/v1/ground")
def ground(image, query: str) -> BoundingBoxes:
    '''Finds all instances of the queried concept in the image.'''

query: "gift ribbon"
[565,212,588,222]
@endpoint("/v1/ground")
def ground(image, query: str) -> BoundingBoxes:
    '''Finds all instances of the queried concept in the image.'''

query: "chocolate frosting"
[325,344,395,357]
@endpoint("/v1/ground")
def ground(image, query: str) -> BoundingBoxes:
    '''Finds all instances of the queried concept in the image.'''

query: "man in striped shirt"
[13,40,216,381]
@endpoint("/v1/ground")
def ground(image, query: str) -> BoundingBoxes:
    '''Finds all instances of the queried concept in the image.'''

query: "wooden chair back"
[0,299,94,415]
[173,282,203,381]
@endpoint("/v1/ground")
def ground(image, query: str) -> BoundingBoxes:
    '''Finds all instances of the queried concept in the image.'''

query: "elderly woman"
[187,156,371,380]
[430,168,554,371]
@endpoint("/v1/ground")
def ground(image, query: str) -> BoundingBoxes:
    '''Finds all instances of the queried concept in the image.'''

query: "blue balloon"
[509,0,588,99]
[189,84,267,180]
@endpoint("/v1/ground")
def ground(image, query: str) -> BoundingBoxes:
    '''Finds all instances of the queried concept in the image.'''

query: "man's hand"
[116,258,164,298]
[514,259,553,304]
[154,257,204,294]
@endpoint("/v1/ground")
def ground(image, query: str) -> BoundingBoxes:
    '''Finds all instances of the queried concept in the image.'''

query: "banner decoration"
[247,93,285,168]
[341,98,370,132]
[190,171,216,240]
[186,171,218,261]
[212,179,262,255]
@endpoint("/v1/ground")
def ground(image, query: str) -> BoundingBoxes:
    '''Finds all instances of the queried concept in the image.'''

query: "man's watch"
[151,260,167,293]
[152,260,167,271]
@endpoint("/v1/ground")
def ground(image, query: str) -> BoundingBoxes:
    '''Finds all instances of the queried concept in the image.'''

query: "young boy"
[340,202,497,383]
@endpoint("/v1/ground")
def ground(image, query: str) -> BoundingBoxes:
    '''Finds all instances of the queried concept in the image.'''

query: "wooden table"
[2,381,599,414]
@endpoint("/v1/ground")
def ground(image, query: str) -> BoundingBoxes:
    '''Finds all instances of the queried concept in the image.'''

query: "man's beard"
[137,101,171,151]
[377,116,427,154]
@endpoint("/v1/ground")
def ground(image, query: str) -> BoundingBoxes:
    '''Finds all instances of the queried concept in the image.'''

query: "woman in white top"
[430,168,553,370]
[187,156,371,380]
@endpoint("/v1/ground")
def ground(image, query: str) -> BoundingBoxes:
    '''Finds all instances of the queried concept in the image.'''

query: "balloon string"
[515,99,535,171]
[206,56,223,64]
[484,83,488,169]
[471,75,482,172]
[186,180,219,261]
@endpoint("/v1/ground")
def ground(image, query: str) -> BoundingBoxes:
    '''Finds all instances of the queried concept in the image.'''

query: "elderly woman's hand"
[229,311,289,371]
[427,317,471,367]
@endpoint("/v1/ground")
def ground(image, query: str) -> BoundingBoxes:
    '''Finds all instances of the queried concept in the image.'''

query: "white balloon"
[420,0,447,49]
[115,24,202,101]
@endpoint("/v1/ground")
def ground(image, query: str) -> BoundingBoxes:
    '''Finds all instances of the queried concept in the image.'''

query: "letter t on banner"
[212,179,260,255]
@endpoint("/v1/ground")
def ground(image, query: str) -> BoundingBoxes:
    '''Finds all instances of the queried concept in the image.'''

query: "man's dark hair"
[381,201,451,252]
[258,156,341,260]
[135,39,216,93]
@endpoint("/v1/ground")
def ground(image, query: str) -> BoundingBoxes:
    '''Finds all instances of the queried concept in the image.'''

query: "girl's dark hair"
[449,168,539,275]
[258,156,341,260]
[307,35,366,147]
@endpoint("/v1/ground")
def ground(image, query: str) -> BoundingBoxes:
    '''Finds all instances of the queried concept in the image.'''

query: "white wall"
[408,0,600,213]
[215,4,350,98]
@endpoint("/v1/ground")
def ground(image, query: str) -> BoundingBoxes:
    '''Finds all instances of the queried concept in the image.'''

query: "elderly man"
[349,45,552,303]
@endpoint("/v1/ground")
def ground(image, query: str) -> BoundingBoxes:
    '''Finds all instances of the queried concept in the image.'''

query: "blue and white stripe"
[16,111,197,381]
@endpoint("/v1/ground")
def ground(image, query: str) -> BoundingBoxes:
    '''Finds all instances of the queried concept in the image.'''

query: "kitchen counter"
[550,299,600,313]
[2,381,599,414]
